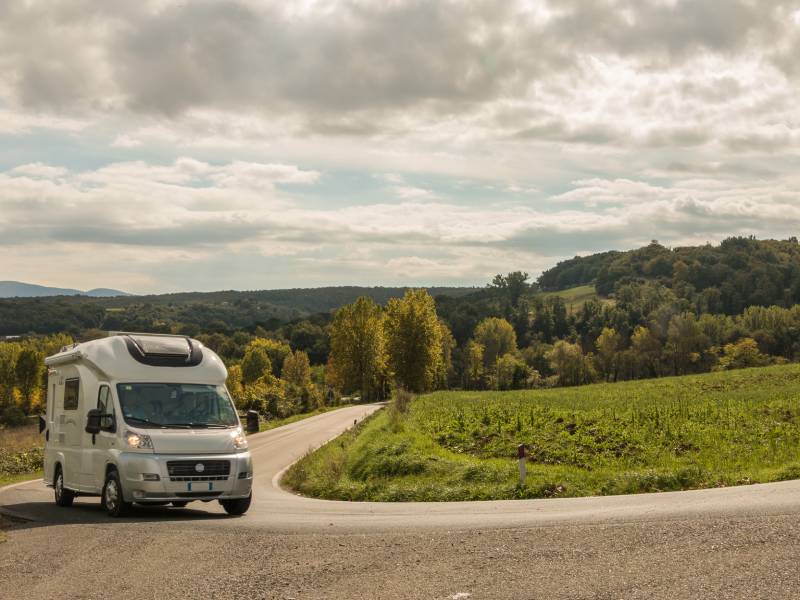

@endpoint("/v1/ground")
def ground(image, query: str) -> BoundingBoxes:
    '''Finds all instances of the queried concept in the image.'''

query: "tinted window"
[64,379,79,411]
[116,383,238,428]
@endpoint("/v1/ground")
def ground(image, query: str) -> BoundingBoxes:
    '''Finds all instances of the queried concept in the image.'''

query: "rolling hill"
[0,281,130,298]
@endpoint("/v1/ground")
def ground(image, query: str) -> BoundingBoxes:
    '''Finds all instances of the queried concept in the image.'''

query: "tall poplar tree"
[329,297,387,400]
[384,289,442,393]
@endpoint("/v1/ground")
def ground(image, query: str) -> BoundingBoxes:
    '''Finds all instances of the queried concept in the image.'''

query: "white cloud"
[2,158,800,292]
[9,163,68,179]
[111,134,142,148]
[0,1,799,291]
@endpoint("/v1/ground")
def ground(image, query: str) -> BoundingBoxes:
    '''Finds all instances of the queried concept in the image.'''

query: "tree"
[435,320,456,389]
[547,340,595,387]
[246,338,292,377]
[463,340,485,390]
[226,364,244,405]
[0,342,21,410]
[594,327,622,382]
[630,325,662,378]
[490,271,530,307]
[719,338,770,370]
[329,296,387,400]
[665,313,710,375]
[384,289,443,393]
[494,353,530,390]
[282,350,312,388]
[282,350,319,412]
[473,317,517,370]
[241,346,272,385]
[15,349,41,414]
[282,320,329,364]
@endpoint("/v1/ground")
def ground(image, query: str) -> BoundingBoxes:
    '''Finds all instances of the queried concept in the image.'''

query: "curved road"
[4,404,800,599]
[3,402,800,531]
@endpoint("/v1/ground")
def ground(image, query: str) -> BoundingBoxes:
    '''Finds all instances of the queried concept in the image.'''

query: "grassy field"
[539,284,614,313]
[285,364,800,501]
[0,423,43,487]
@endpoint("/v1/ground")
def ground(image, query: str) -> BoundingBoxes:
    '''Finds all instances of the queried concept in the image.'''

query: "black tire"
[54,465,75,507]
[171,501,189,508]
[102,470,132,518]
[219,493,251,516]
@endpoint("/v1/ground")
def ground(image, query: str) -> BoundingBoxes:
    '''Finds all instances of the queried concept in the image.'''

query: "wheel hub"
[105,480,118,510]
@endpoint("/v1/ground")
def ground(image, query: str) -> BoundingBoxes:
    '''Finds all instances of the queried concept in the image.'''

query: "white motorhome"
[42,333,253,517]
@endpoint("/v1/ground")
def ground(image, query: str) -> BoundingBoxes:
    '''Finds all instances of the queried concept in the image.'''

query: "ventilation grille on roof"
[123,334,203,367]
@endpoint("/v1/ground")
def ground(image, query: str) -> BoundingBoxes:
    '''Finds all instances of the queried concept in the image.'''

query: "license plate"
[186,481,214,492]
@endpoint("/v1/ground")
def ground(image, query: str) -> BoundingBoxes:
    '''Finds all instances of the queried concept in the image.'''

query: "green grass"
[285,364,800,501]
[0,423,43,487]
[0,471,42,488]
[539,284,614,313]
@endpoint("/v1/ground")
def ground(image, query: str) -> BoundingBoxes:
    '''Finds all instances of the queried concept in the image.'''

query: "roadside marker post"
[517,444,527,486]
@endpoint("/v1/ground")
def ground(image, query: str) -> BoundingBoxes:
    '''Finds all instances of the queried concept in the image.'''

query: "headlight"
[125,430,154,449]
[231,428,248,451]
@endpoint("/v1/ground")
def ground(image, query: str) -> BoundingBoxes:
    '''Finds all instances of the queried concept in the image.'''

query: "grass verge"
[1,423,44,489]
[0,471,43,488]
[285,364,800,501]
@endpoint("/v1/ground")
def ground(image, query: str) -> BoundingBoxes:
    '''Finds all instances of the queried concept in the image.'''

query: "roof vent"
[123,334,203,367]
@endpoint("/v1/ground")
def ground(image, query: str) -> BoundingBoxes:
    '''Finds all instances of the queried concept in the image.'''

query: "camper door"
[61,377,82,487]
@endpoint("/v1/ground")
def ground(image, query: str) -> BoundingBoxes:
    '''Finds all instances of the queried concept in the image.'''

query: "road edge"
[272,403,385,495]
[0,477,44,522]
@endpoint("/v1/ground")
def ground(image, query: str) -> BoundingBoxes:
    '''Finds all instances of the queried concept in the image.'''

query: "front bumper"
[117,451,252,503]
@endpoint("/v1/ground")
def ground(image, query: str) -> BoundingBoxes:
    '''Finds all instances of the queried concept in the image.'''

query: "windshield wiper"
[166,422,229,429]
[125,417,167,428]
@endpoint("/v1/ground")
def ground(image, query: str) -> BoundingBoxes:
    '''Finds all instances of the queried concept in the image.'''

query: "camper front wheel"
[219,493,252,516]
[102,470,132,518]
[54,465,75,507]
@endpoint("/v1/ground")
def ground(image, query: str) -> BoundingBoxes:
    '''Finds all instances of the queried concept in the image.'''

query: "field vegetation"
[285,364,800,501]
[0,422,43,487]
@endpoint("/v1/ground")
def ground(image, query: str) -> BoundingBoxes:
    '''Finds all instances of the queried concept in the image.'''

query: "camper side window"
[64,379,79,410]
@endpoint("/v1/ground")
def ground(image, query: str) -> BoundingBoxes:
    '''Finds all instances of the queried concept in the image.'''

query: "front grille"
[167,460,230,482]
[175,491,223,498]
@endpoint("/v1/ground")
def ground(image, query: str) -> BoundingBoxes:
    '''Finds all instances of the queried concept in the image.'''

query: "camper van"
[41,333,253,517]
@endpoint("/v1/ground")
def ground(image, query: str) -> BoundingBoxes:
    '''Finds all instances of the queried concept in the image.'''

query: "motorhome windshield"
[117,383,238,428]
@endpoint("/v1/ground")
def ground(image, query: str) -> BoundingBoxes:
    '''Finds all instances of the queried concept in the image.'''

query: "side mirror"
[85,409,102,435]
[39,415,46,434]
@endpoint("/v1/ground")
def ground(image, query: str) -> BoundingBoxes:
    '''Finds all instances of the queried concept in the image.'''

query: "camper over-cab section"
[42,333,253,517]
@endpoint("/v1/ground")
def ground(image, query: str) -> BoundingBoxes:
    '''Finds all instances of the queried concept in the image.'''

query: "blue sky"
[1,0,799,294]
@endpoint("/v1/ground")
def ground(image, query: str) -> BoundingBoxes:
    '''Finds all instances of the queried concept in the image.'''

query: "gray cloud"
[2,0,795,125]
[1,1,800,292]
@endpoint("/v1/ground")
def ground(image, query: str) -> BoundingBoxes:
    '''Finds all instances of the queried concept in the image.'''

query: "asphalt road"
[3,403,800,599]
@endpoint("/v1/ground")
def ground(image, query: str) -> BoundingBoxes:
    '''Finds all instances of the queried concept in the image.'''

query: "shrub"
[0,447,43,475]
[0,405,26,427]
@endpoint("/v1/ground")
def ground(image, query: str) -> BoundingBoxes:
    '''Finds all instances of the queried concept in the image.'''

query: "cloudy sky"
[1,0,799,294]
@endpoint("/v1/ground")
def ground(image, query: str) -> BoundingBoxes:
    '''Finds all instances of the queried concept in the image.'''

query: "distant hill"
[537,237,800,314]
[0,281,130,298]
[0,285,478,335]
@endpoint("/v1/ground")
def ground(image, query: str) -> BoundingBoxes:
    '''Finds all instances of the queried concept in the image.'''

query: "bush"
[0,447,43,475]
[0,405,26,427]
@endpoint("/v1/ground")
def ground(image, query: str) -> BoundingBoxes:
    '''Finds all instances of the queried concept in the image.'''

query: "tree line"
[6,236,800,424]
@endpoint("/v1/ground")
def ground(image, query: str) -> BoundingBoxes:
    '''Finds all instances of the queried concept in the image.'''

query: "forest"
[3,236,800,426]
